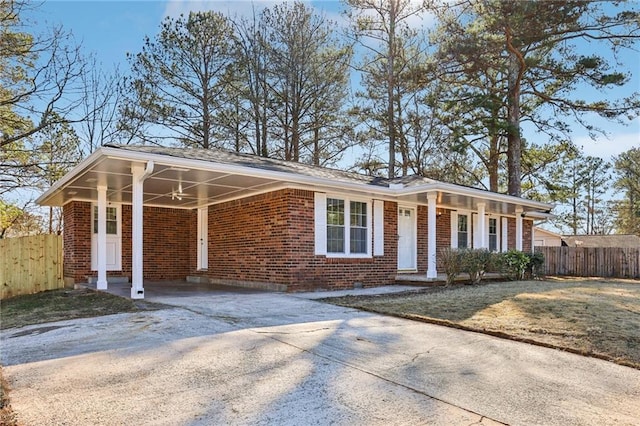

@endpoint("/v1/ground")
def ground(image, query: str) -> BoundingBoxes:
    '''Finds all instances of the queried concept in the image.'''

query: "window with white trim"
[457,214,469,249]
[350,201,368,254]
[327,198,345,253]
[93,206,118,234]
[325,197,370,256]
[488,217,498,252]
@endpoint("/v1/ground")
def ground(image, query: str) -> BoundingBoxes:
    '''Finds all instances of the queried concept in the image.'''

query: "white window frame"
[315,193,373,258]
[487,216,500,252]
[451,210,471,249]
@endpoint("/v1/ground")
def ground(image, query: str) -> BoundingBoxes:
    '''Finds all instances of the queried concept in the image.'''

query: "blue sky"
[25,0,640,162]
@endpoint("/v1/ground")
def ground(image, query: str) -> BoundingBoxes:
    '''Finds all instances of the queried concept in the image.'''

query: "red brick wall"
[507,217,533,252]
[416,206,427,274]
[523,220,533,252]
[507,217,516,250]
[205,189,399,291]
[62,201,193,283]
[63,195,537,289]
[416,206,457,273]
[63,201,92,282]
[123,205,194,280]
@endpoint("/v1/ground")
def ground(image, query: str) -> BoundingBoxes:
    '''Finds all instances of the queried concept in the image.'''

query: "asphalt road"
[1,286,639,425]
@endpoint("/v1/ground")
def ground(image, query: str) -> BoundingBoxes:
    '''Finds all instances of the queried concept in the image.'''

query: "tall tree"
[121,11,237,149]
[1,0,88,195]
[613,147,640,235]
[435,0,640,196]
[262,1,353,164]
[31,114,82,233]
[0,0,87,149]
[79,59,123,153]
[346,0,432,178]
[230,8,270,157]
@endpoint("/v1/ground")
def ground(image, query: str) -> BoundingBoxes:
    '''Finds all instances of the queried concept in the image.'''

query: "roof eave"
[36,148,107,206]
[397,181,553,211]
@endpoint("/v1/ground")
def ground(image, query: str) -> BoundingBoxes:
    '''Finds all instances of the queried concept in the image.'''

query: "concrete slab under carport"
[2,285,639,425]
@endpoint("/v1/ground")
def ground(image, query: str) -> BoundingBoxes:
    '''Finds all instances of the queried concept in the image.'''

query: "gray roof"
[105,144,437,188]
[562,234,640,248]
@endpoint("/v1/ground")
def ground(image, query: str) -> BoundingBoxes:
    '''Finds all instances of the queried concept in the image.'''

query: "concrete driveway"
[1,284,639,425]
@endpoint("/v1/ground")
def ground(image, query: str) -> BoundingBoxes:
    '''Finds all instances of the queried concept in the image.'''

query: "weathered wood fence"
[0,235,64,300]
[536,246,640,279]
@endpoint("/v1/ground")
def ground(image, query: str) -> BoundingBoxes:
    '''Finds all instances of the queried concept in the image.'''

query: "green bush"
[439,248,462,286]
[526,251,545,279]
[501,250,530,280]
[460,248,493,285]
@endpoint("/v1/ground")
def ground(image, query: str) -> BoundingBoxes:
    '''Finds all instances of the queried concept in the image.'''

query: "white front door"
[197,207,208,270]
[398,207,416,270]
[91,204,122,271]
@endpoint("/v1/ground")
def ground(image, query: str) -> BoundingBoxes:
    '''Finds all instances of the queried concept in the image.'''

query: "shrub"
[439,248,461,286]
[526,251,545,279]
[501,250,530,280]
[460,248,493,285]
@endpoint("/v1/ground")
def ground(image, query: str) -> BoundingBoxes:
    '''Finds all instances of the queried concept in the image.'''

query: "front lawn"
[322,277,640,369]
[0,288,142,330]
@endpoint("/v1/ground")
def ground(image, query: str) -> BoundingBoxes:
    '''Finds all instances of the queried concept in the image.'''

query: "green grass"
[0,288,142,330]
[322,277,640,369]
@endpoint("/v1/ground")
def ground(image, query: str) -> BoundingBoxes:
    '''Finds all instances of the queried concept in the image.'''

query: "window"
[488,218,498,252]
[327,198,345,253]
[350,201,367,254]
[458,214,468,249]
[93,206,118,234]
[325,197,370,256]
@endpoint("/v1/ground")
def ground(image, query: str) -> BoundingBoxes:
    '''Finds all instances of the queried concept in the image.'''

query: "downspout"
[131,160,154,299]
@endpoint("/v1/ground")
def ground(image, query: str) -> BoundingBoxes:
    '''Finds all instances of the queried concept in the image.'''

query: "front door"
[398,207,416,270]
[91,204,122,271]
[197,207,208,270]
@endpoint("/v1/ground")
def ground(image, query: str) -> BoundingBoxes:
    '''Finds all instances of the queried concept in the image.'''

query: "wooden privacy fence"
[536,246,640,279]
[0,235,64,300]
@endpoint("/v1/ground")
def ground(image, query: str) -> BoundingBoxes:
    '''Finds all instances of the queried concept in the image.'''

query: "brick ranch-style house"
[37,145,553,299]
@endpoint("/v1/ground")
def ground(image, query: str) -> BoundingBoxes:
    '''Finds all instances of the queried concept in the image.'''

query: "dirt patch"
[1,366,16,426]
[321,277,640,369]
[0,288,165,330]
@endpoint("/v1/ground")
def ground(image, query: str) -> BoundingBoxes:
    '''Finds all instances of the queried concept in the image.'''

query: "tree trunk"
[387,0,397,178]
[505,26,525,197]
[488,134,500,192]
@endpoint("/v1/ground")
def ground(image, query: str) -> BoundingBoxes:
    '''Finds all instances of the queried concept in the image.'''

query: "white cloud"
[576,118,640,160]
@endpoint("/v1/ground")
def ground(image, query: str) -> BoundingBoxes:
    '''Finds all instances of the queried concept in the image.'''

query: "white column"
[131,163,148,299]
[96,185,108,290]
[516,207,523,251]
[426,193,438,279]
[501,217,508,252]
[477,202,486,249]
